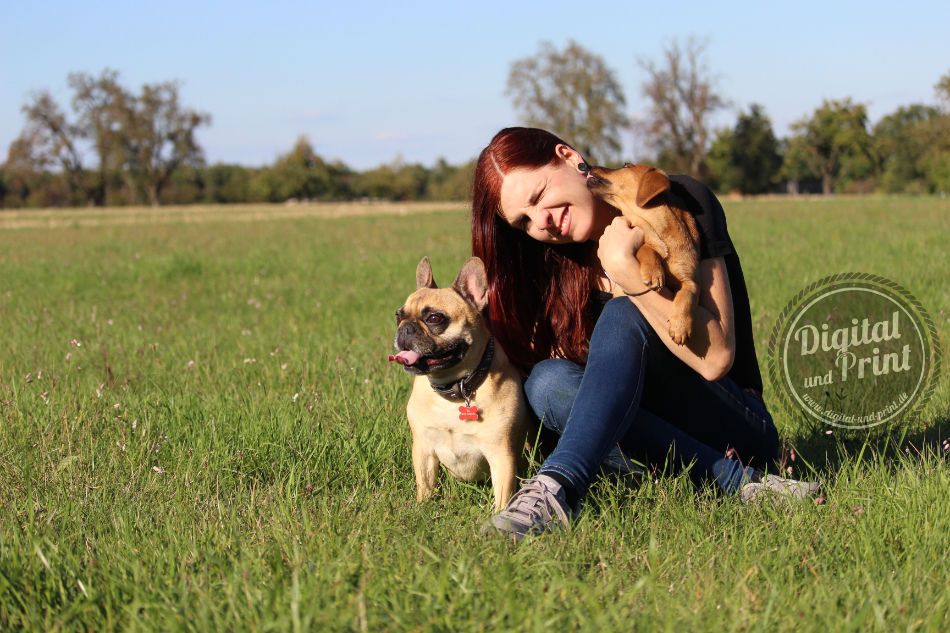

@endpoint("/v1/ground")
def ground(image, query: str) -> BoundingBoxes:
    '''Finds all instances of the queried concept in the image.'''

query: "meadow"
[0,197,948,632]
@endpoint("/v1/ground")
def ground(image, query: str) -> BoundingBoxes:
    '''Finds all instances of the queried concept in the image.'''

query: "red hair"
[471,127,603,372]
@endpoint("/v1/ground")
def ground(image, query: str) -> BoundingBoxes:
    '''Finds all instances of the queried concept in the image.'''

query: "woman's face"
[498,144,612,244]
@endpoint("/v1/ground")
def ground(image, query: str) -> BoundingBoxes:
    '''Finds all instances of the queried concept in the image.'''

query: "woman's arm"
[598,218,736,382]
[629,257,735,381]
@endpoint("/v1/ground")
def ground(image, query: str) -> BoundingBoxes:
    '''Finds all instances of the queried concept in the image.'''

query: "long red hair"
[471,127,603,372]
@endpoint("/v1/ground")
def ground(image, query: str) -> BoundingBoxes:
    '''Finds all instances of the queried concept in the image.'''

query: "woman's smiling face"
[498,144,609,244]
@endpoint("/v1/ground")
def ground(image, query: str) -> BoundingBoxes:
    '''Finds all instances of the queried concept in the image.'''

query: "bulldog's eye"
[424,313,446,326]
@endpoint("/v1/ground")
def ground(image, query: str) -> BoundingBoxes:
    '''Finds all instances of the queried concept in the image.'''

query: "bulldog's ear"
[416,256,437,289]
[636,168,671,207]
[452,257,488,311]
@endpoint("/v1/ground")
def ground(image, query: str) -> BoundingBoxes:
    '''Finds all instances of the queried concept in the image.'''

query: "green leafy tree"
[202,164,255,203]
[355,155,429,201]
[252,137,351,202]
[707,104,782,194]
[507,40,629,163]
[872,104,941,193]
[921,71,950,193]
[426,157,475,201]
[639,37,727,176]
[782,99,873,194]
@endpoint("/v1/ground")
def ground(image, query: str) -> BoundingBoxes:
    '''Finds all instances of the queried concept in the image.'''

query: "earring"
[577,162,590,173]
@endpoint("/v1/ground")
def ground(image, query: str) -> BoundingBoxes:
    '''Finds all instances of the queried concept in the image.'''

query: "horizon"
[2,1,949,170]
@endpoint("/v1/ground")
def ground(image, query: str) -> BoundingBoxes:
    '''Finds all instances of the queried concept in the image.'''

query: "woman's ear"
[554,143,582,164]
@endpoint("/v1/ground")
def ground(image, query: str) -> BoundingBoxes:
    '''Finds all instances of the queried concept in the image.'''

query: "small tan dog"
[586,164,701,345]
[389,256,530,511]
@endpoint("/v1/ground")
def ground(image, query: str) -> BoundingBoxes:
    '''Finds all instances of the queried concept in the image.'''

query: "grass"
[0,197,948,631]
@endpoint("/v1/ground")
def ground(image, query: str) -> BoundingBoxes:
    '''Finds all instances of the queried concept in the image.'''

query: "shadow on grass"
[781,414,949,476]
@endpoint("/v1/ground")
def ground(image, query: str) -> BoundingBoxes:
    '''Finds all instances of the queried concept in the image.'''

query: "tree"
[249,137,352,202]
[707,104,782,194]
[782,99,873,194]
[506,40,629,163]
[16,92,89,205]
[872,104,941,193]
[426,157,475,201]
[921,71,950,193]
[8,70,210,207]
[68,69,126,205]
[638,37,727,177]
[118,81,211,206]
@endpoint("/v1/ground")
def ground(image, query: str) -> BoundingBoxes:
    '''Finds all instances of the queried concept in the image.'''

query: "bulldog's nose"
[396,321,421,350]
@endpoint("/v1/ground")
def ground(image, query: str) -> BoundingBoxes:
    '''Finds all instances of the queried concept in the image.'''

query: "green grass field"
[1,198,948,632]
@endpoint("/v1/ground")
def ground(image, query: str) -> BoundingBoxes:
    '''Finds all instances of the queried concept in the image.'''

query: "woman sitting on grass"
[472,127,821,542]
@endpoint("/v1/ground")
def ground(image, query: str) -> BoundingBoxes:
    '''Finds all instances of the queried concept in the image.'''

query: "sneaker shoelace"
[500,477,571,530]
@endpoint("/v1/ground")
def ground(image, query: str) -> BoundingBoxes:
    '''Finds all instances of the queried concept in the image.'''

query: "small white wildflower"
[96,383,105,398]
[107,319,114,326]
[241,329,252,336]
[152,466,164,474]
[40,391,50,404]
[70,339,82,347]
[113,403,121,410]
[292,392,300,402]
[243,357,257,365]
[825,430,833,436]
[280,363,288,371]
[186,360,196,369]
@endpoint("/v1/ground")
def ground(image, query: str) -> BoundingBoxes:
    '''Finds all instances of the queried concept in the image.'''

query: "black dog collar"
[430,339,495,404]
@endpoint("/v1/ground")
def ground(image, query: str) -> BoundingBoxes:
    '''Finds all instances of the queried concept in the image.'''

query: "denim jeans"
[527,296,780,498]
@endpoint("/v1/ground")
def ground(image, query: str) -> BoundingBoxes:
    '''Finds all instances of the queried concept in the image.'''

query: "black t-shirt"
[589,175,764,394]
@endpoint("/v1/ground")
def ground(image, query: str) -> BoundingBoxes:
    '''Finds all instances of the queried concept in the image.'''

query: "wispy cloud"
[373,131,408,141]
[291,110,340,123]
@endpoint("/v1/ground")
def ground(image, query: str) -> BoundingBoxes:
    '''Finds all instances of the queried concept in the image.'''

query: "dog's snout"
[396,321,423,351]
[586,173,609,188]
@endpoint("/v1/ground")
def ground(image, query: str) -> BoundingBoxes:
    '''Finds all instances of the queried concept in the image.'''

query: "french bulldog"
[390,256,531,511]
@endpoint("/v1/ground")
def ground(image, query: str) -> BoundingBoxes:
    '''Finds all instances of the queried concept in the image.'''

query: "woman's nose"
[535,209,555,231]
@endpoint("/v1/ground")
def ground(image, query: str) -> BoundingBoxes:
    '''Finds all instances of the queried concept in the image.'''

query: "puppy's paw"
[641,265,665,291]
[668,314,692,345]
[636,247,665,290]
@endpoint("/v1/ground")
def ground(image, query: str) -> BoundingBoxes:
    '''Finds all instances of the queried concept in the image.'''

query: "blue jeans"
[527,297,780,498]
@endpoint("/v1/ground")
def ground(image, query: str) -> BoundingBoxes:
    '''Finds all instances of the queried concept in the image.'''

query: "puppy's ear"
[452,257,488,311]
[416,256,437,289]
[636,168,671,207]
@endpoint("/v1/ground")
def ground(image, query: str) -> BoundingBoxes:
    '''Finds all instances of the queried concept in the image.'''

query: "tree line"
[507,38,950,196]
[3,43,950,208]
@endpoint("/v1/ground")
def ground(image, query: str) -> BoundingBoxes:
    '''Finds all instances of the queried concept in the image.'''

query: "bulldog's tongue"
[388,350,421,366]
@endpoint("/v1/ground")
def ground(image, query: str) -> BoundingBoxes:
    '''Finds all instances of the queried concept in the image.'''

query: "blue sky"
[2,1,949,169]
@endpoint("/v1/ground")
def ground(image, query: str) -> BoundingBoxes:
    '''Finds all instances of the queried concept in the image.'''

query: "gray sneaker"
[481,474,577,542]
[740,473,823,504]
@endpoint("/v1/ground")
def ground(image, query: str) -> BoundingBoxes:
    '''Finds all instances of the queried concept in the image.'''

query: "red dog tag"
[458,405,479,421]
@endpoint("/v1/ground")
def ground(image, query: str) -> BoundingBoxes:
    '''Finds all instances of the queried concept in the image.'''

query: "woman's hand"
[597,216,647,294]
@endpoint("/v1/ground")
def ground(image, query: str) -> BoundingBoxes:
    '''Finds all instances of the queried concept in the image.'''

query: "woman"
[472,127,819,542]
